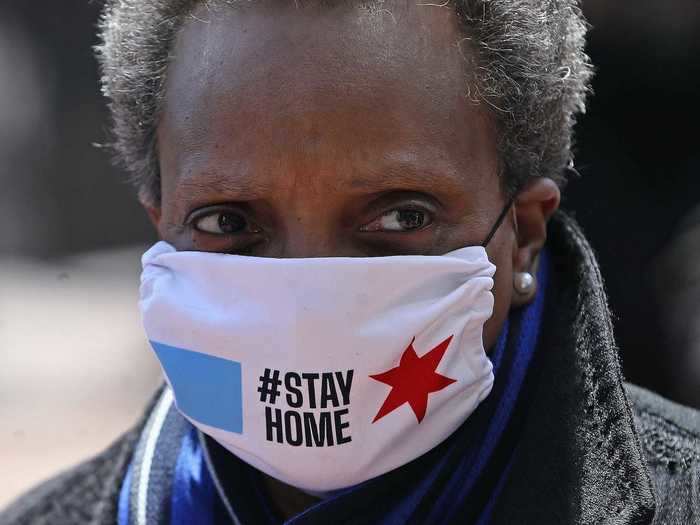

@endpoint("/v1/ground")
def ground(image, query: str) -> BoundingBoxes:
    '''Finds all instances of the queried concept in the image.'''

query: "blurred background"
[1,0,699,508]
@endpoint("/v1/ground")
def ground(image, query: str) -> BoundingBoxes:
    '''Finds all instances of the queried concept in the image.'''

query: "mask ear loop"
[480,196,516,247]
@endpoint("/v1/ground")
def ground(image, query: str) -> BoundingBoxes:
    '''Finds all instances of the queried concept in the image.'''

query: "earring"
[513,272,535,295]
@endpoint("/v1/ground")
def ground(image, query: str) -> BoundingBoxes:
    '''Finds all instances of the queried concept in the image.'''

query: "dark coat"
[2,212,699,525]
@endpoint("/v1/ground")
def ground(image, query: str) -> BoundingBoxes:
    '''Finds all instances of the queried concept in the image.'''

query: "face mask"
[138,206,510,492]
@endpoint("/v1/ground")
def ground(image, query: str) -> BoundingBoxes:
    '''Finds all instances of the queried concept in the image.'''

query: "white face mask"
[139,241,496,492]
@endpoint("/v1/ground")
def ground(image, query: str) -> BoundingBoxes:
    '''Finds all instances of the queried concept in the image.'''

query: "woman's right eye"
[192,210,250,235]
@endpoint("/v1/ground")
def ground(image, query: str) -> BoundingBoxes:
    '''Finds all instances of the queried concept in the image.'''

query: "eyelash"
[189,208,433,233]
[359,207,434,233]
[192,211,248,235]
[185,205,253,235]
[184,198,439,251]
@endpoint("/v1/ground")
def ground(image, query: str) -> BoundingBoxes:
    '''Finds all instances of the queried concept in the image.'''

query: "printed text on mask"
[258,369,354,447]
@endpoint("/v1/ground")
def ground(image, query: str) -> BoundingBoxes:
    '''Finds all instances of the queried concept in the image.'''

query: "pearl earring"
[514,272,535,295]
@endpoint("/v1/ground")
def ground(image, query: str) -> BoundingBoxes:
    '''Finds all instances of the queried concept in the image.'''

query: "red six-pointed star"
[370,335,457,423]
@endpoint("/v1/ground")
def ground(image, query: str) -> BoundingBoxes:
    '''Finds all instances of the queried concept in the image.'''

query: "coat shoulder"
[0,428,139,525]
[625,383,700,523]
[626,383,700,468]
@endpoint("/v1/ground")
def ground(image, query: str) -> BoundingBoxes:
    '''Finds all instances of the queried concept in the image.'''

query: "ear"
[510,177,560,308]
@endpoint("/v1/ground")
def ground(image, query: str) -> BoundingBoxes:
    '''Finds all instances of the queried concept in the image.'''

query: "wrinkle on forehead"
[171,143,476,205]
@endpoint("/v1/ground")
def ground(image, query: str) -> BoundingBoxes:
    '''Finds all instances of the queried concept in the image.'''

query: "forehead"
[158,0,498,200]
[167,1,469,107]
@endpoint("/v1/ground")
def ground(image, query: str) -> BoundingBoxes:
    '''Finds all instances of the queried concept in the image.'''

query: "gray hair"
[96,0,593,204]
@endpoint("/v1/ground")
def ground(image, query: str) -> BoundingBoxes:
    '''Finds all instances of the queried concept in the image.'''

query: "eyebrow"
[174,167,271,203]
[173,155,469,203]
[347,165,467,195]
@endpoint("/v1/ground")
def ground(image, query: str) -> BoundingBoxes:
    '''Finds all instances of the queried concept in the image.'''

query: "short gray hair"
[96,0,593,204]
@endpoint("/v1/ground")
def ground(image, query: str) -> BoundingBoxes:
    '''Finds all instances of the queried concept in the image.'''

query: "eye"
[360,208,433,233]
[191,210,254,235]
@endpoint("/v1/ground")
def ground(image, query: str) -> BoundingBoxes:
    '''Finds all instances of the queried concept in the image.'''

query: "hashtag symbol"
[258,368,282,404]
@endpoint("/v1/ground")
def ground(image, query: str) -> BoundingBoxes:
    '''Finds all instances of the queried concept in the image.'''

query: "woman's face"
[150,0,559,351]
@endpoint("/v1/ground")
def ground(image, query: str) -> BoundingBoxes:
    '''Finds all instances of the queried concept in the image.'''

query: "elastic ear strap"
[481,197,515,247]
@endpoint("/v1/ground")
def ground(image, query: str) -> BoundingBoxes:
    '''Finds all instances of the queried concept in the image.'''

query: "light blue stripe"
[150,341,243,434]
[118,463,133,525]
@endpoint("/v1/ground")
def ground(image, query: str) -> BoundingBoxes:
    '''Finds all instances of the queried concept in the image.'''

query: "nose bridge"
[279,216,340,258]
[271,163,348,258]
[271,180,340,258]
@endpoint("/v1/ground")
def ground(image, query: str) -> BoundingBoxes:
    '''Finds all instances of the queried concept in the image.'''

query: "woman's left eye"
[360,209,433,233]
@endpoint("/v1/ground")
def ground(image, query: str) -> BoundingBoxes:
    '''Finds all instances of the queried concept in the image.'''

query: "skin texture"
[145,0,560,517]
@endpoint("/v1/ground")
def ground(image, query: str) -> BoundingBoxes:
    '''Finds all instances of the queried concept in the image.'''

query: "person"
[2,0,698,523]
